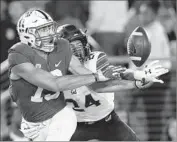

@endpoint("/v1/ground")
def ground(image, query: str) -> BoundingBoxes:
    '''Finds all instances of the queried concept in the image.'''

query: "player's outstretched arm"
[94,61,168,92]
[89,79,154,93]
[120,60,169,83]
[90,60,168,92]
[69,55,108,81]
[88,79,136,93]
[11,62,97,92]
[87,53,165,92]
[68,53,138,92]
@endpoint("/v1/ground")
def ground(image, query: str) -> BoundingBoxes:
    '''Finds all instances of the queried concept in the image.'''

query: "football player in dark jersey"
[8,9,116,141]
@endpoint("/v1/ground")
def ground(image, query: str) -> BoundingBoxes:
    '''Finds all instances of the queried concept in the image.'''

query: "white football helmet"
[17,9,57,52]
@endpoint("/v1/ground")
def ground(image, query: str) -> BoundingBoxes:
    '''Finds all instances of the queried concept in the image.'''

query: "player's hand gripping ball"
[127,27,151,67]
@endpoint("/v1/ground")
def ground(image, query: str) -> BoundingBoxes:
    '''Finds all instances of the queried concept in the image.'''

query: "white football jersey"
[65,51,114,122]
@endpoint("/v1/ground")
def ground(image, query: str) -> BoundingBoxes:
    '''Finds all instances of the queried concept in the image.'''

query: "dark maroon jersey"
[8,39,72,122]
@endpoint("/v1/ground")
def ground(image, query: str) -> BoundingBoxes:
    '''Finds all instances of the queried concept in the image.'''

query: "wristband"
[134,70,145,81]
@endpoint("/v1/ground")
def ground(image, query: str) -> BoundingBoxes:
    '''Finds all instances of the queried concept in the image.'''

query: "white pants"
[21,106,77,141]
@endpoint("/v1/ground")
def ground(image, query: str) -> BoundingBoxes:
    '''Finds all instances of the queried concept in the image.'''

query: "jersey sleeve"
[8,43,34,69]
[96,52,126,80]
[8,52,31,69]
[96,52,110,73]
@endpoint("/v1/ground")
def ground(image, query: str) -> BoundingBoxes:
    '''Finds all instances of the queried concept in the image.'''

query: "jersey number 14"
[66,94,101,112]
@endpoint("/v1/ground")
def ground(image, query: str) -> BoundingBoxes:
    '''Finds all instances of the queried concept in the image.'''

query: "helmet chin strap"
[39,44,54,52]
[35,35,56,52]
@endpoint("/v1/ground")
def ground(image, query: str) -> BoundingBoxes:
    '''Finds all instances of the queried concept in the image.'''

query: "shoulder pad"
[8,42,34,69]
[90,51,106,59]
[92,51,109,71]
[55,38,70,52]
[8,42,34,56]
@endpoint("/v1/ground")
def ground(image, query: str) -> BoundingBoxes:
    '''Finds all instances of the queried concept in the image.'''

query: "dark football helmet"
[56,24,91,62]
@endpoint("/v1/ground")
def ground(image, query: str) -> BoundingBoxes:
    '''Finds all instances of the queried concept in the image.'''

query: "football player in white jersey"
[57,24,169,141]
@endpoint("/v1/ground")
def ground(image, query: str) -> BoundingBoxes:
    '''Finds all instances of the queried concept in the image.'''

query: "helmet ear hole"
[25,28,28,33]
[28,42,31,46]
[24,36,29,39]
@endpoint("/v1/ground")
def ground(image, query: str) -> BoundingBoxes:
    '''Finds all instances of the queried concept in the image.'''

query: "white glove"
[134,60,169,84]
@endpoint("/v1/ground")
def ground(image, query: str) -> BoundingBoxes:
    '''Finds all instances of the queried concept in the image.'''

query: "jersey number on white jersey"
[65,93,101,112]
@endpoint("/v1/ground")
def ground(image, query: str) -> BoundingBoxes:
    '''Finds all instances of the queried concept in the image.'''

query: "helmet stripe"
[35,10,49,20]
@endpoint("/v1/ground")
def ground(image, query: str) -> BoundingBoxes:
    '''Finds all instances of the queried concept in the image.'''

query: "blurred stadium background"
[0,0,176,141]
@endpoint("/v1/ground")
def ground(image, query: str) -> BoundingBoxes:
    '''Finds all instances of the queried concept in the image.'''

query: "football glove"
[134,60,169,84]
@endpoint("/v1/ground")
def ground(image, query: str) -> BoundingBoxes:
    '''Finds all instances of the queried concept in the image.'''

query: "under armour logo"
[145,69,151,74]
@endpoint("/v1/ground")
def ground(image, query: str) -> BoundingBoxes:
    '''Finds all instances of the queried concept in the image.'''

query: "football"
[127,26,151,67]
